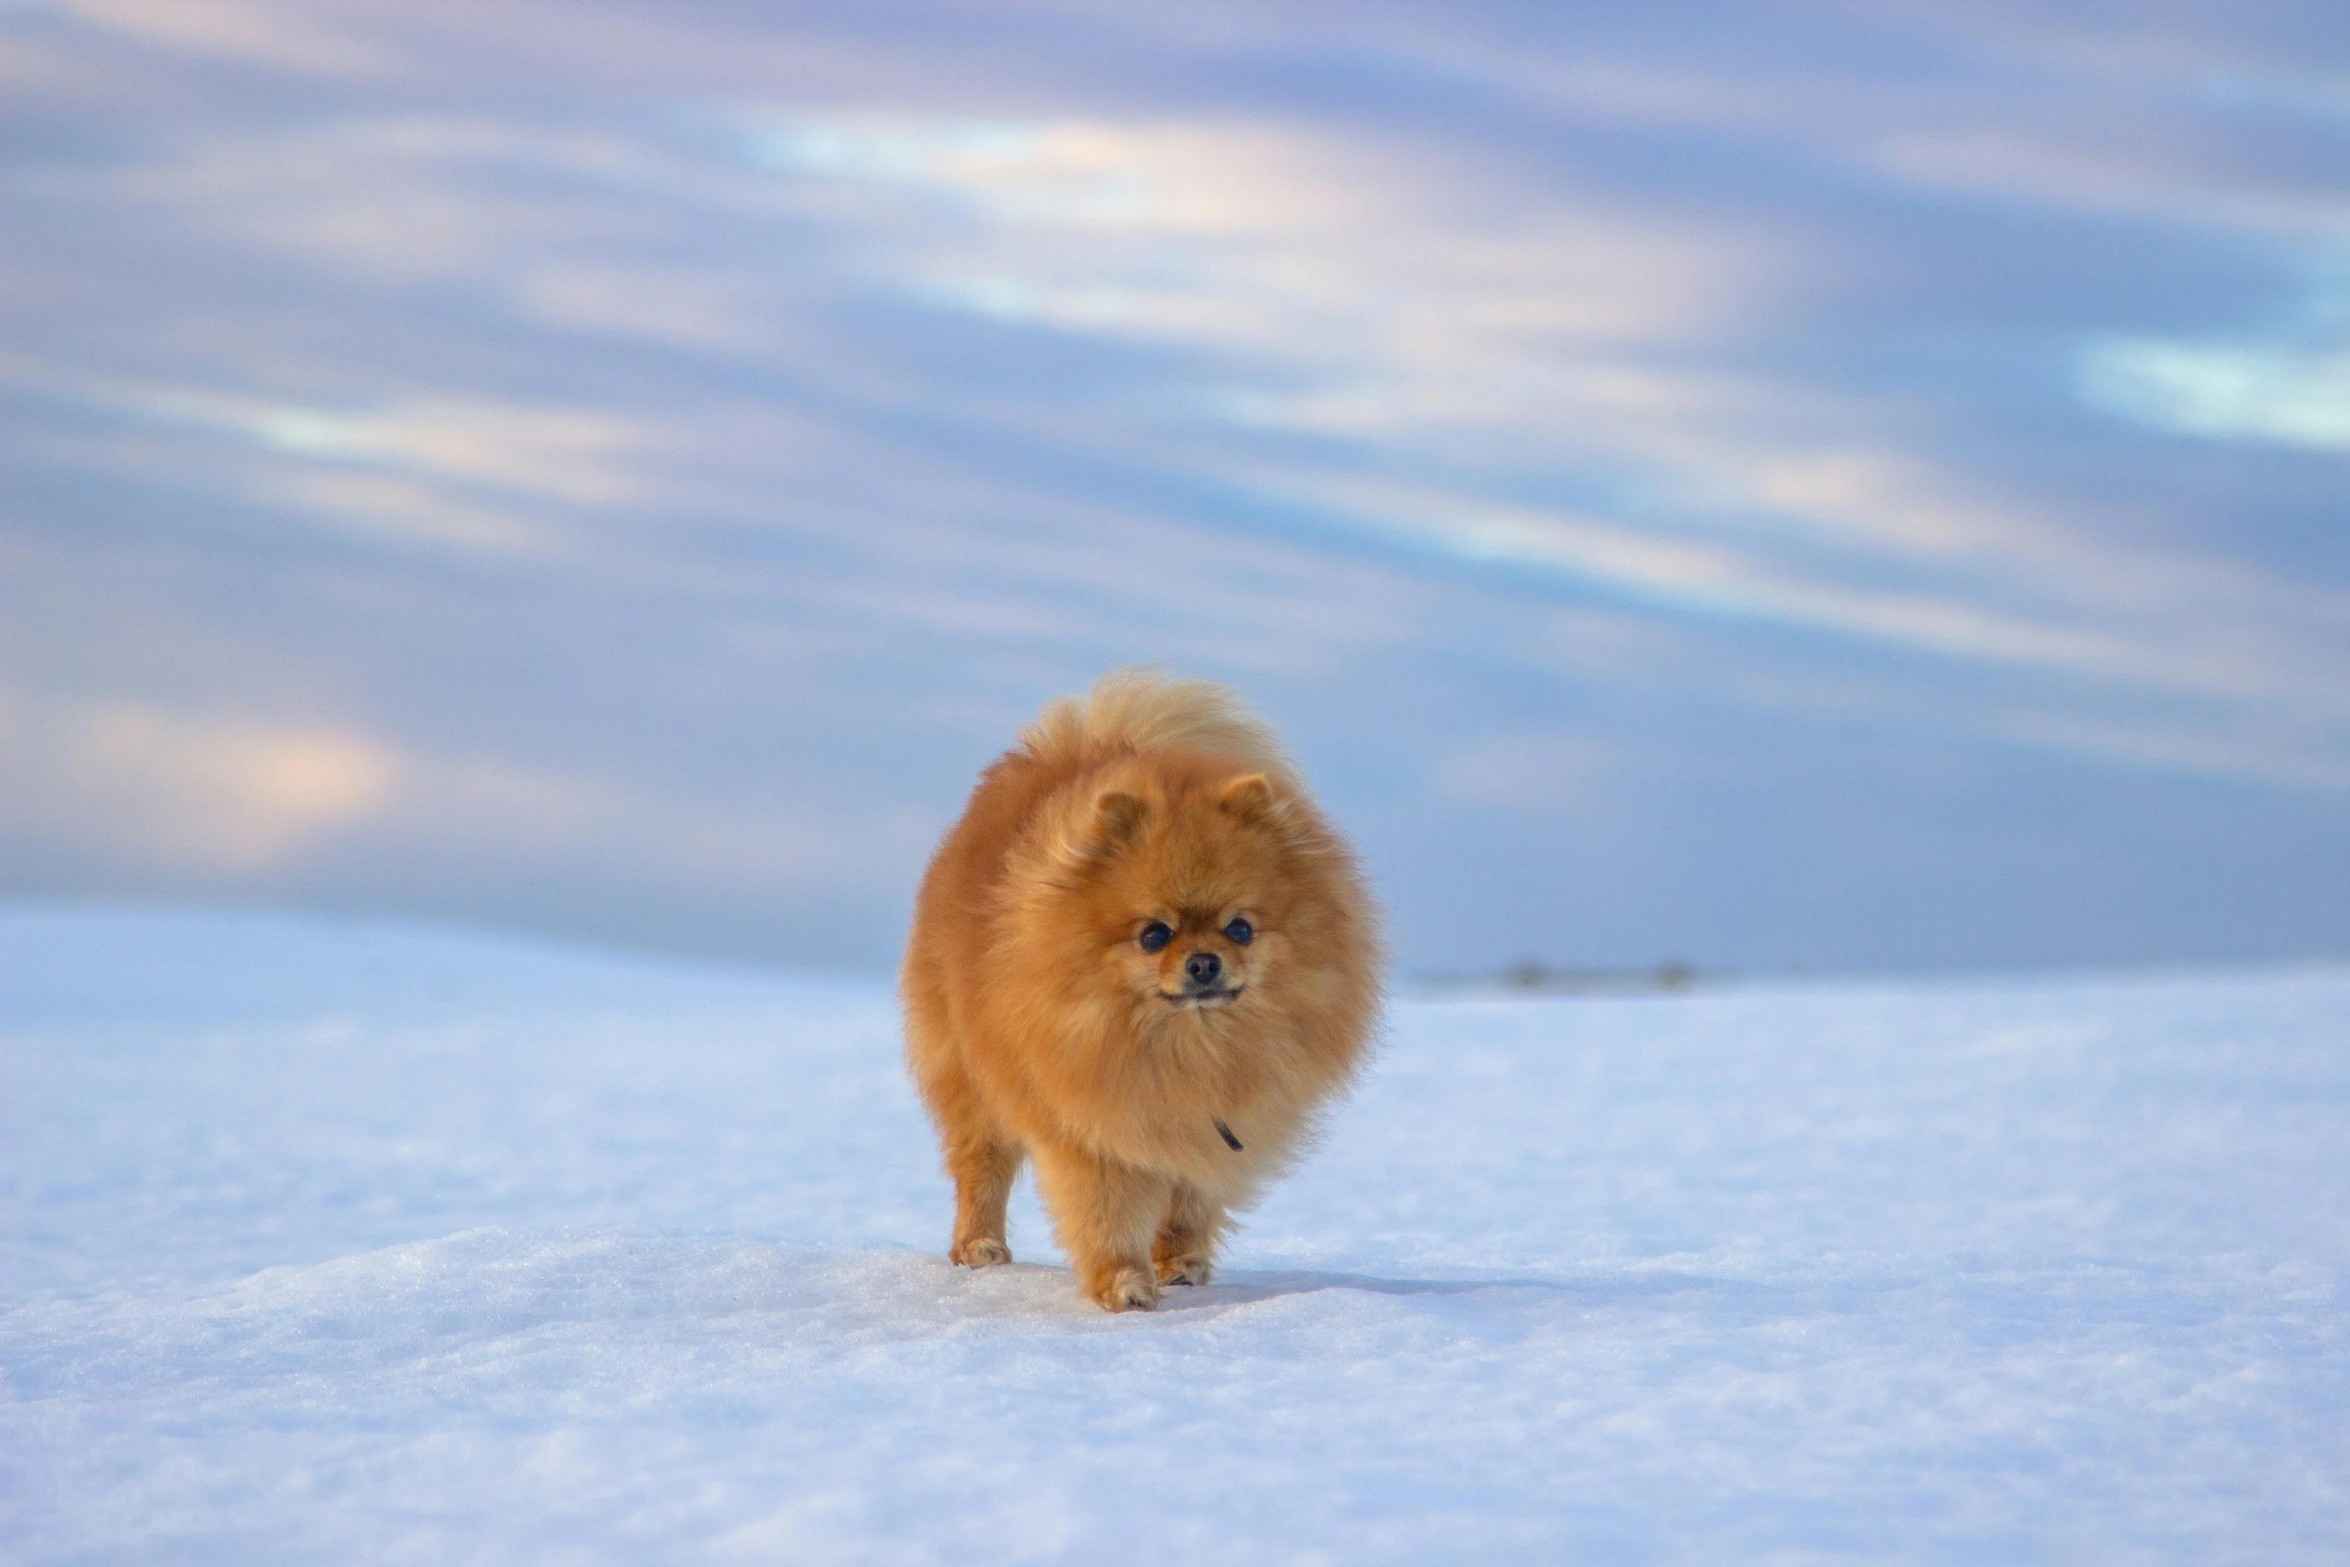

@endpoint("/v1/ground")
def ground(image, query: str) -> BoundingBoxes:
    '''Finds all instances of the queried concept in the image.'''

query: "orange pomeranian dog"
[901,669,1383,1312]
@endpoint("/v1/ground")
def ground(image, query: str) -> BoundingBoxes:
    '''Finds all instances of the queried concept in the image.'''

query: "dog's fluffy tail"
[1020,668,1298,785]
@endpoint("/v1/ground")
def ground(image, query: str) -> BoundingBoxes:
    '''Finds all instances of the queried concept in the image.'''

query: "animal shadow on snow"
[1153,1267,1758,1314]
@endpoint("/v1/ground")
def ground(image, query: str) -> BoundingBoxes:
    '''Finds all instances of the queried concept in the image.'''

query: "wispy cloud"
[744,109,1756,351]
[1275,476,2230,689]
[727,105,2347,742]
[0,684,398,872]
[0,359,664,557]
[58,0,394,76]
[2083,336,2350,452]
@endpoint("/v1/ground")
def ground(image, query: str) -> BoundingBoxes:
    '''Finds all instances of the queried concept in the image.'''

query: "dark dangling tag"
[1213,1118,1243,1152]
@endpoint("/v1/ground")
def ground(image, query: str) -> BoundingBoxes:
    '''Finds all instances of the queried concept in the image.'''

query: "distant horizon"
[8,898,2344,995]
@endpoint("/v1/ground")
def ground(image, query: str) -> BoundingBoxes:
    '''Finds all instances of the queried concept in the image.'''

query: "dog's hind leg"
[1152,1182,1227,1286]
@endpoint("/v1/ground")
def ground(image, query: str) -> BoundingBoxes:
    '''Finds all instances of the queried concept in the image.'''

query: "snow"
[4,908,2346,1564]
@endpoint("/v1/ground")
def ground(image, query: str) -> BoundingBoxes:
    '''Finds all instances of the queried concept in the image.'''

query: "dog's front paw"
[951,1237,1012,1267]
[1091,1265,1160,1313]
[1154,1252,1213,1286]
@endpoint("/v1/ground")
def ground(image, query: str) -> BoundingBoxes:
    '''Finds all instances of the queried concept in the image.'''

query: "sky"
[2,0,2346,976]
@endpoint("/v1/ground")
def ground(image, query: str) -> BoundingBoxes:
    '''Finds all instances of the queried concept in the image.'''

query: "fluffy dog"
[901,670,1382,1311]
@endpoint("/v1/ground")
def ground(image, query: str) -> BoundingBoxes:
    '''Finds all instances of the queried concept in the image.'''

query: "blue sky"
[2,0,2345,974]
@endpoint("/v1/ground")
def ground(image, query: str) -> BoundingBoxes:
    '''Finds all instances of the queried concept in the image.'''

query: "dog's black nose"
[1185,951,1222,986]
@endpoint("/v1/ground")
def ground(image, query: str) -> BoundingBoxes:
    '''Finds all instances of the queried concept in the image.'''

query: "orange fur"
[901,670,1383,1311]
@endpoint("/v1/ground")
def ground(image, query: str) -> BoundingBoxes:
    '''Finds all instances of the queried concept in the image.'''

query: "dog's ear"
[1093,789,1147,843]
[1060,788,1148,868]
[1218,773,1277,825]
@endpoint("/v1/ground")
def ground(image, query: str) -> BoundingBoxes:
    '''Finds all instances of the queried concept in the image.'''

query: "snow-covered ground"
[4,909,2346,1564]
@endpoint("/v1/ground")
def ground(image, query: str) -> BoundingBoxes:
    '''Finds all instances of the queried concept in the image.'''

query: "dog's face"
[1060,769,1293,1021]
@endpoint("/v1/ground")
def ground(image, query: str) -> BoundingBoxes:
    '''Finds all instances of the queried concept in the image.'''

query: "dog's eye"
[1223,918,1253,946]
[1138,921,1173,953]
